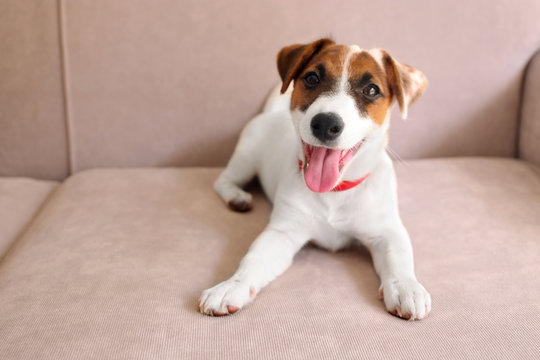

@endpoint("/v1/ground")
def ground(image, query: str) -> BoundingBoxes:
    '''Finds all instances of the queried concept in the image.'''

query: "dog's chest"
[310,227,353,252]
[307,199,363,251]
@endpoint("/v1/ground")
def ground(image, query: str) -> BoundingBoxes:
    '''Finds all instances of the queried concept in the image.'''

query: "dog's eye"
[362,84,380,99]
[303,72,320,87]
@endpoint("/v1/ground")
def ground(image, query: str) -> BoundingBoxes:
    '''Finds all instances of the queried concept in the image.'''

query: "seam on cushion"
[57,0,75,176]
[0,184,61,270]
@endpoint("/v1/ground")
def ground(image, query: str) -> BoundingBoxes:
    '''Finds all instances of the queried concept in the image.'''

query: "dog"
[198,38,431,320]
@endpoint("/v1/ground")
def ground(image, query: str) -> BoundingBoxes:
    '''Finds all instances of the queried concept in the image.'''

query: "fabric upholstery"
[0,178,58,260]
[0,0,69,180]
[520,50,540,168]
[2,1,540,180]
[62,0,540,170]
[1,159,538,359]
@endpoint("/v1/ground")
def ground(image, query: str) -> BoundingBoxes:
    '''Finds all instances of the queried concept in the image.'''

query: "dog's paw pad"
[198,280,253,316]
[249,287,257,299]
[379,277,431,321]
[228,199,253,212]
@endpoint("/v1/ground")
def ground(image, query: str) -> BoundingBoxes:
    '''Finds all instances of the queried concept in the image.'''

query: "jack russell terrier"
[198,38,431,320]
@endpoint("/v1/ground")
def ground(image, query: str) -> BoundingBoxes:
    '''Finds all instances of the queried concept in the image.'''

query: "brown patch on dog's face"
[290,45,349,111]
[346,52,392,126]
[289,47,393,126]
[278,40,426,153]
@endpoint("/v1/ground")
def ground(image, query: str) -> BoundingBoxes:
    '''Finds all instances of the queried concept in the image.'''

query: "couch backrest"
[2,0,540,180]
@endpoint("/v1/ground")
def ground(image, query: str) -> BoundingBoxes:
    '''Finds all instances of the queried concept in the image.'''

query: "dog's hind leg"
[214,155,255,212]
[214,122,260,212]
[216,85,292,211]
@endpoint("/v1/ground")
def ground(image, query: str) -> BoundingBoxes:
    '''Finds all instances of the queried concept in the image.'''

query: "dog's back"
[262,84,292,114]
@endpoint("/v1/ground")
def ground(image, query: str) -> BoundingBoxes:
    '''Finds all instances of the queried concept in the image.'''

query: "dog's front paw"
[198,279,256,316]
[378,277,431,320]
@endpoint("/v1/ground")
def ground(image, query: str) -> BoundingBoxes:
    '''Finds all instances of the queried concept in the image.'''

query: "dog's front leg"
[199,223,308,316]
[366,225,431,321]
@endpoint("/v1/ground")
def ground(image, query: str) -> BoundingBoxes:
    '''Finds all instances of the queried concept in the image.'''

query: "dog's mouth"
[301,138,366,193]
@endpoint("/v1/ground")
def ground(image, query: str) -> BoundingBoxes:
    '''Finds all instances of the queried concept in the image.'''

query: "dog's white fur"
[199,45,431,320]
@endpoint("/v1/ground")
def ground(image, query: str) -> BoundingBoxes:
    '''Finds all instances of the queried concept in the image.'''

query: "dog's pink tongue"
[304,146,341,193]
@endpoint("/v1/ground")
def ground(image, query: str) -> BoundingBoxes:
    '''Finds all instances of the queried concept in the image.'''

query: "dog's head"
[277,38,427,192]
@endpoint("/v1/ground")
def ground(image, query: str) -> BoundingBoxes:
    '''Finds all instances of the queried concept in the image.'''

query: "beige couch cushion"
[0,178,57,260]
[0,159,539,359]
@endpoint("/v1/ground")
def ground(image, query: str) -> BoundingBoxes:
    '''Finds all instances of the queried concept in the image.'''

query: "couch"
[1,1,539,359]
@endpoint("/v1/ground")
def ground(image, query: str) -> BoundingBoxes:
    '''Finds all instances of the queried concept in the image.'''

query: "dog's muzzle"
[310,112,344,143]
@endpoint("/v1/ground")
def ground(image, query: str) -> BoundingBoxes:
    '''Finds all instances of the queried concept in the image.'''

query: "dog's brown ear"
[381,51,427,119]
[277,38,335,94]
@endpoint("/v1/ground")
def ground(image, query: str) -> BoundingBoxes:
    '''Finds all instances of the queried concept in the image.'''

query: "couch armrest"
[519,50,540,167]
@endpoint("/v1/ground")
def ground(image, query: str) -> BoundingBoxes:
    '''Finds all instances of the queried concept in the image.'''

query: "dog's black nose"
[310,112,344,142]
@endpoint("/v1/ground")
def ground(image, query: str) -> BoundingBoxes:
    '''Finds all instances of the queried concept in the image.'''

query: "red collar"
[298,160,370,192]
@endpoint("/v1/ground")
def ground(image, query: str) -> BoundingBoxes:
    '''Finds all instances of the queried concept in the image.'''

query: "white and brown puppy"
[199,38,431,320]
